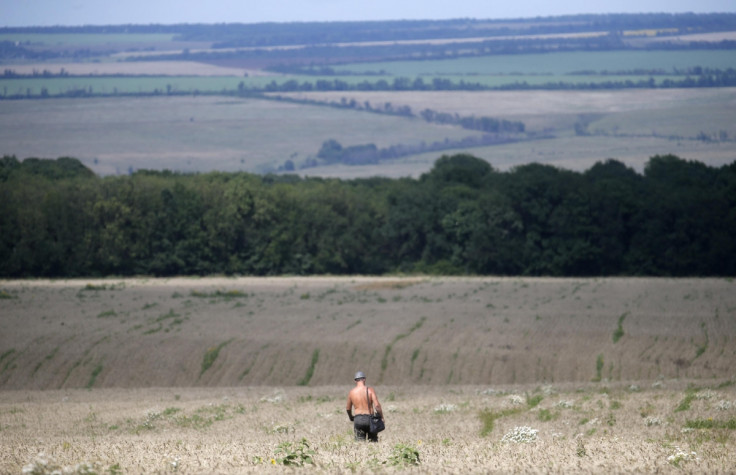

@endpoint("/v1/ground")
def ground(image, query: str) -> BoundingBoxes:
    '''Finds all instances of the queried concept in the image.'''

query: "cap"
[354,371,366,380]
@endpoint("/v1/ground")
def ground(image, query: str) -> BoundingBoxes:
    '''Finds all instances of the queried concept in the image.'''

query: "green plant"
[538,408,559,422]
[200,340,232,376]
[190,289,248,299]
[97,309,117,318]
[298,349,320,386]
[527,393,544,408]
[685,418,736,430]
[87,364,103,388]
[576,438,586,457]
[0,289,15,299]
[675,390,697,412]
[274,438,315,466]
[478,407,522,436]
[612,312,628,343]
[592,354,604,382]
[387,443,420,466]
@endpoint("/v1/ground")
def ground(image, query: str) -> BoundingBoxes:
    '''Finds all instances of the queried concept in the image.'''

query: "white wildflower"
[628,384,640,392]
[695,389,715,400]
[651,380,663,389]
[260,390,285,403]
[508,395,525,406]
[645,417,662,426]
[556,400,574,409]
[716,400,733,411]
[501,426,538,444]
[434,403,457,413]
[667,446,699,466]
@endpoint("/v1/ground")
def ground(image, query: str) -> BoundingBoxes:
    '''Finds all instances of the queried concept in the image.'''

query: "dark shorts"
[353,414,378,442]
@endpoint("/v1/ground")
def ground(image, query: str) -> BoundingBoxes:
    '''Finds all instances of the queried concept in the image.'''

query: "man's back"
[348,385,373,415]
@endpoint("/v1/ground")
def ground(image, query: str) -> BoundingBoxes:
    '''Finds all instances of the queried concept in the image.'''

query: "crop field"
[2,88,735,177]
[333,50,736,76]
[2,384,735,473]
[0,276,735,473]
[0,96,480,175]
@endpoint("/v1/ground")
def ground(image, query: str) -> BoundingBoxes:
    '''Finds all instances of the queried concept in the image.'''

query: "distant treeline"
[1,154,734,277]
[3,13,735,46]
[1,68,735,101]
[293,135,527,169]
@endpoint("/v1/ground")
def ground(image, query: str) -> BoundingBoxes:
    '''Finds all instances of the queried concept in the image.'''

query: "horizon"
[2,0,735,28]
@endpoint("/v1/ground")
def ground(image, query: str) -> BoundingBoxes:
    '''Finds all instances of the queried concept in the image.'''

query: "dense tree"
[1,154,734,277]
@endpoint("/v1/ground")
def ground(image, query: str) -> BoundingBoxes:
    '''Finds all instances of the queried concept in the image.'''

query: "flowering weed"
[501,426,539,444]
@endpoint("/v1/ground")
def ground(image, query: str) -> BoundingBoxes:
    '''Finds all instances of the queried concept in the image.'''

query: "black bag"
[367,387,385,433]
[370,412,385,433]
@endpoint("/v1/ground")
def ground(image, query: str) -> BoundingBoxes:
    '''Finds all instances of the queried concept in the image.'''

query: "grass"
[675,388,698,412]
[298,349,320,386]
[613,312,629,343]
[478,407,524,436]
[0,289,15,299]
[685,418,736,430]
[87,364,103,389]
[592,354,604,382]
[190,289,249,299]
[380,316,426,383]
[200,340,233,377]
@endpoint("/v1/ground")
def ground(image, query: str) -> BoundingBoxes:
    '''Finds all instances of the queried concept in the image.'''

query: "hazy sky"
[2,0,735,27]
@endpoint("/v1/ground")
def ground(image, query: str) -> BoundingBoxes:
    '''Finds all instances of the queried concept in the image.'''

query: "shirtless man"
[346,371,384,442]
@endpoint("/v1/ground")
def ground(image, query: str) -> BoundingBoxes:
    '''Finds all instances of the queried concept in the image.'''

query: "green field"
[335,50,736,76]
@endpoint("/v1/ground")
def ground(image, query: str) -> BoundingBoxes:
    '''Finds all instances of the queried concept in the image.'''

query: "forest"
[1,153,734,277]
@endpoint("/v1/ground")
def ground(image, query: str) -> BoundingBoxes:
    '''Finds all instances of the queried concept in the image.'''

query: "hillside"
[1,276,733,390]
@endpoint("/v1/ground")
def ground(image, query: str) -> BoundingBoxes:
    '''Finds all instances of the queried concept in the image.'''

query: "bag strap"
[366,387,374,415]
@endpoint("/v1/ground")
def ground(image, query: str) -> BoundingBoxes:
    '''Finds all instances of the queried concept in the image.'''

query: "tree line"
[1,154,734,277]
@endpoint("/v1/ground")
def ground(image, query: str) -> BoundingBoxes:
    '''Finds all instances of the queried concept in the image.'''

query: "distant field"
[0,33,177,46]
[275,88,736,175]
[1,60,258,76]
[2,88,734,176]
[334,50,736,76]
[0,96,483,174]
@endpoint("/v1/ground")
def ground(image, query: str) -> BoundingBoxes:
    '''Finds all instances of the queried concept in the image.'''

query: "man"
[346,371,384,442]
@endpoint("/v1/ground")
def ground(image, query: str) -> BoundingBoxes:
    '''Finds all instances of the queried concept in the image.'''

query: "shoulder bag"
[367,387,385,433]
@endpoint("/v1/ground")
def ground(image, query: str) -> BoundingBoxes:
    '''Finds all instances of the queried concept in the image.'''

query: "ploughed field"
[1,276,735,472]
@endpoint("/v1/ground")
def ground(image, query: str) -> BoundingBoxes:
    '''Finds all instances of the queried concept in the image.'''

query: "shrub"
[387,443,420,466]
[274,438,315,466]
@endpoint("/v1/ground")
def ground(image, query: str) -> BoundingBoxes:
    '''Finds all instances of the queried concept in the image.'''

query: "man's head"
[354,371,366,381]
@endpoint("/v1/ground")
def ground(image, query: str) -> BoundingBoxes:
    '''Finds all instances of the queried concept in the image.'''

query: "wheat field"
[2,383,735,473]
[1,276,735,473]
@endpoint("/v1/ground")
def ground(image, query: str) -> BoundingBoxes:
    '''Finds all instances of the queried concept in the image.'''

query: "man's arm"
[370,389,384,420]
[346,394,354,421]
